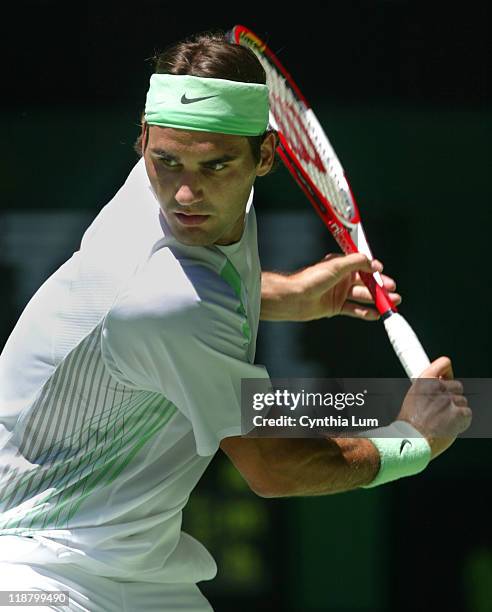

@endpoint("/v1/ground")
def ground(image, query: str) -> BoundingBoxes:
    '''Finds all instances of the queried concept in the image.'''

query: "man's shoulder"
[107,243,241,331]
[102,244,250,369]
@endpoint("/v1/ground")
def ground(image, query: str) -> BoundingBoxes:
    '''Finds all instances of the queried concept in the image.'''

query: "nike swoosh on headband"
[180,94,219,104]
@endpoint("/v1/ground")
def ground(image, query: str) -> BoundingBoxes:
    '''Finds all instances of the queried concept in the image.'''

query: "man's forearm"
[259,437,381,497]
[260,271,301,321]
[220,436,381,498]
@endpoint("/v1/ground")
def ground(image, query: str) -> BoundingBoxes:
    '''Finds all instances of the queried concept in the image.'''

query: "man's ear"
[256,131,278,177]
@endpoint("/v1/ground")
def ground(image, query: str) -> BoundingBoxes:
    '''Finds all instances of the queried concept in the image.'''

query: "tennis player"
[0,32,471,611]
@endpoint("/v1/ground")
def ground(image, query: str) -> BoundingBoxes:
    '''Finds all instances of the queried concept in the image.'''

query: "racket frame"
[229,24,395,315]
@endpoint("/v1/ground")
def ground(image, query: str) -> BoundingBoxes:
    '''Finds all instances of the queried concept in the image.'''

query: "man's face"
[143,125,274,246]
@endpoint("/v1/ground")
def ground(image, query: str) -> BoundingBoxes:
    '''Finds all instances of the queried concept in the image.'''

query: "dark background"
[1,2,491,610]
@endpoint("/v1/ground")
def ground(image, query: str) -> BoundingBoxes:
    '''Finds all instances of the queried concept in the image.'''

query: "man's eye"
[156,157,227,171]
[206,163,227,171]
[158,157,180,167]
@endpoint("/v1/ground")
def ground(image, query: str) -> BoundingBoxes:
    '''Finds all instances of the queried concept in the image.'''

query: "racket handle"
[359,271,396,315]
[383,312,431,378]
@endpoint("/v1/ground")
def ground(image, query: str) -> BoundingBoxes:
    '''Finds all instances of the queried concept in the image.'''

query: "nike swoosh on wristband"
[400,439,412,454]
[181,94,219,104]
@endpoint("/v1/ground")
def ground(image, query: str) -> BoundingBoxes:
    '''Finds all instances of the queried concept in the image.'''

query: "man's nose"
[174,174,204,206]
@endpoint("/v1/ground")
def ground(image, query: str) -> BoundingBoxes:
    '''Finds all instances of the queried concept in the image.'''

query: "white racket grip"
[383,313,431,378]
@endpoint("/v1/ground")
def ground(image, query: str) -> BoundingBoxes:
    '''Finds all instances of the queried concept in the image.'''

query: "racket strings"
[303,111,355,222]
[246,40,355,225]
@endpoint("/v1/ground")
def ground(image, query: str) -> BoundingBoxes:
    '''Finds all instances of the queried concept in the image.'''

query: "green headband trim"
[144,74,269,136]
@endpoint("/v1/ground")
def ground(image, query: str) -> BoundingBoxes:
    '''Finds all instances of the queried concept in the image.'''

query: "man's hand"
[260,253,401,322]
[397,356,472,459]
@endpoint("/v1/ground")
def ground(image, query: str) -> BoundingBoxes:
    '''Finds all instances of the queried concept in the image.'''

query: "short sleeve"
[100,246,271,456]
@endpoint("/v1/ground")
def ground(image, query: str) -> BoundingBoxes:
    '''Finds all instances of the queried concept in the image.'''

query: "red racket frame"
[230,24,395,315]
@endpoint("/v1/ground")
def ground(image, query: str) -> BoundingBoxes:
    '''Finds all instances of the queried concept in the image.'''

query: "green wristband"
[362,421,431,489]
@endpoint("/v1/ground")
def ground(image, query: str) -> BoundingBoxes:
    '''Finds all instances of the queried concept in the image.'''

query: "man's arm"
[260,271,304,321]
[220,435,381,498]
[221,357,471,498]
[260,253,401,322]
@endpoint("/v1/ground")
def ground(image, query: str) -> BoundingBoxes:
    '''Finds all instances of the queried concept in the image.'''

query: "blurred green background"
[1,2,491,610]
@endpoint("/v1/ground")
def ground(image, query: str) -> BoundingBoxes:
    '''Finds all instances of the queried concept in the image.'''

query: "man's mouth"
[174,212,210,226]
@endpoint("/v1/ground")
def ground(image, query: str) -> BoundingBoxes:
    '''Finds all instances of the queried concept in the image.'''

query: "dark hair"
[134,31,278,169]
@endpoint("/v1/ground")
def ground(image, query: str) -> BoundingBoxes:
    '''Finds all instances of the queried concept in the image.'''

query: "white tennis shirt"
[0,158,270,583]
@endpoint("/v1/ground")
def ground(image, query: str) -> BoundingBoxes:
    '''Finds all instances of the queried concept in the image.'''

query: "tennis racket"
[228,24,430,378]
